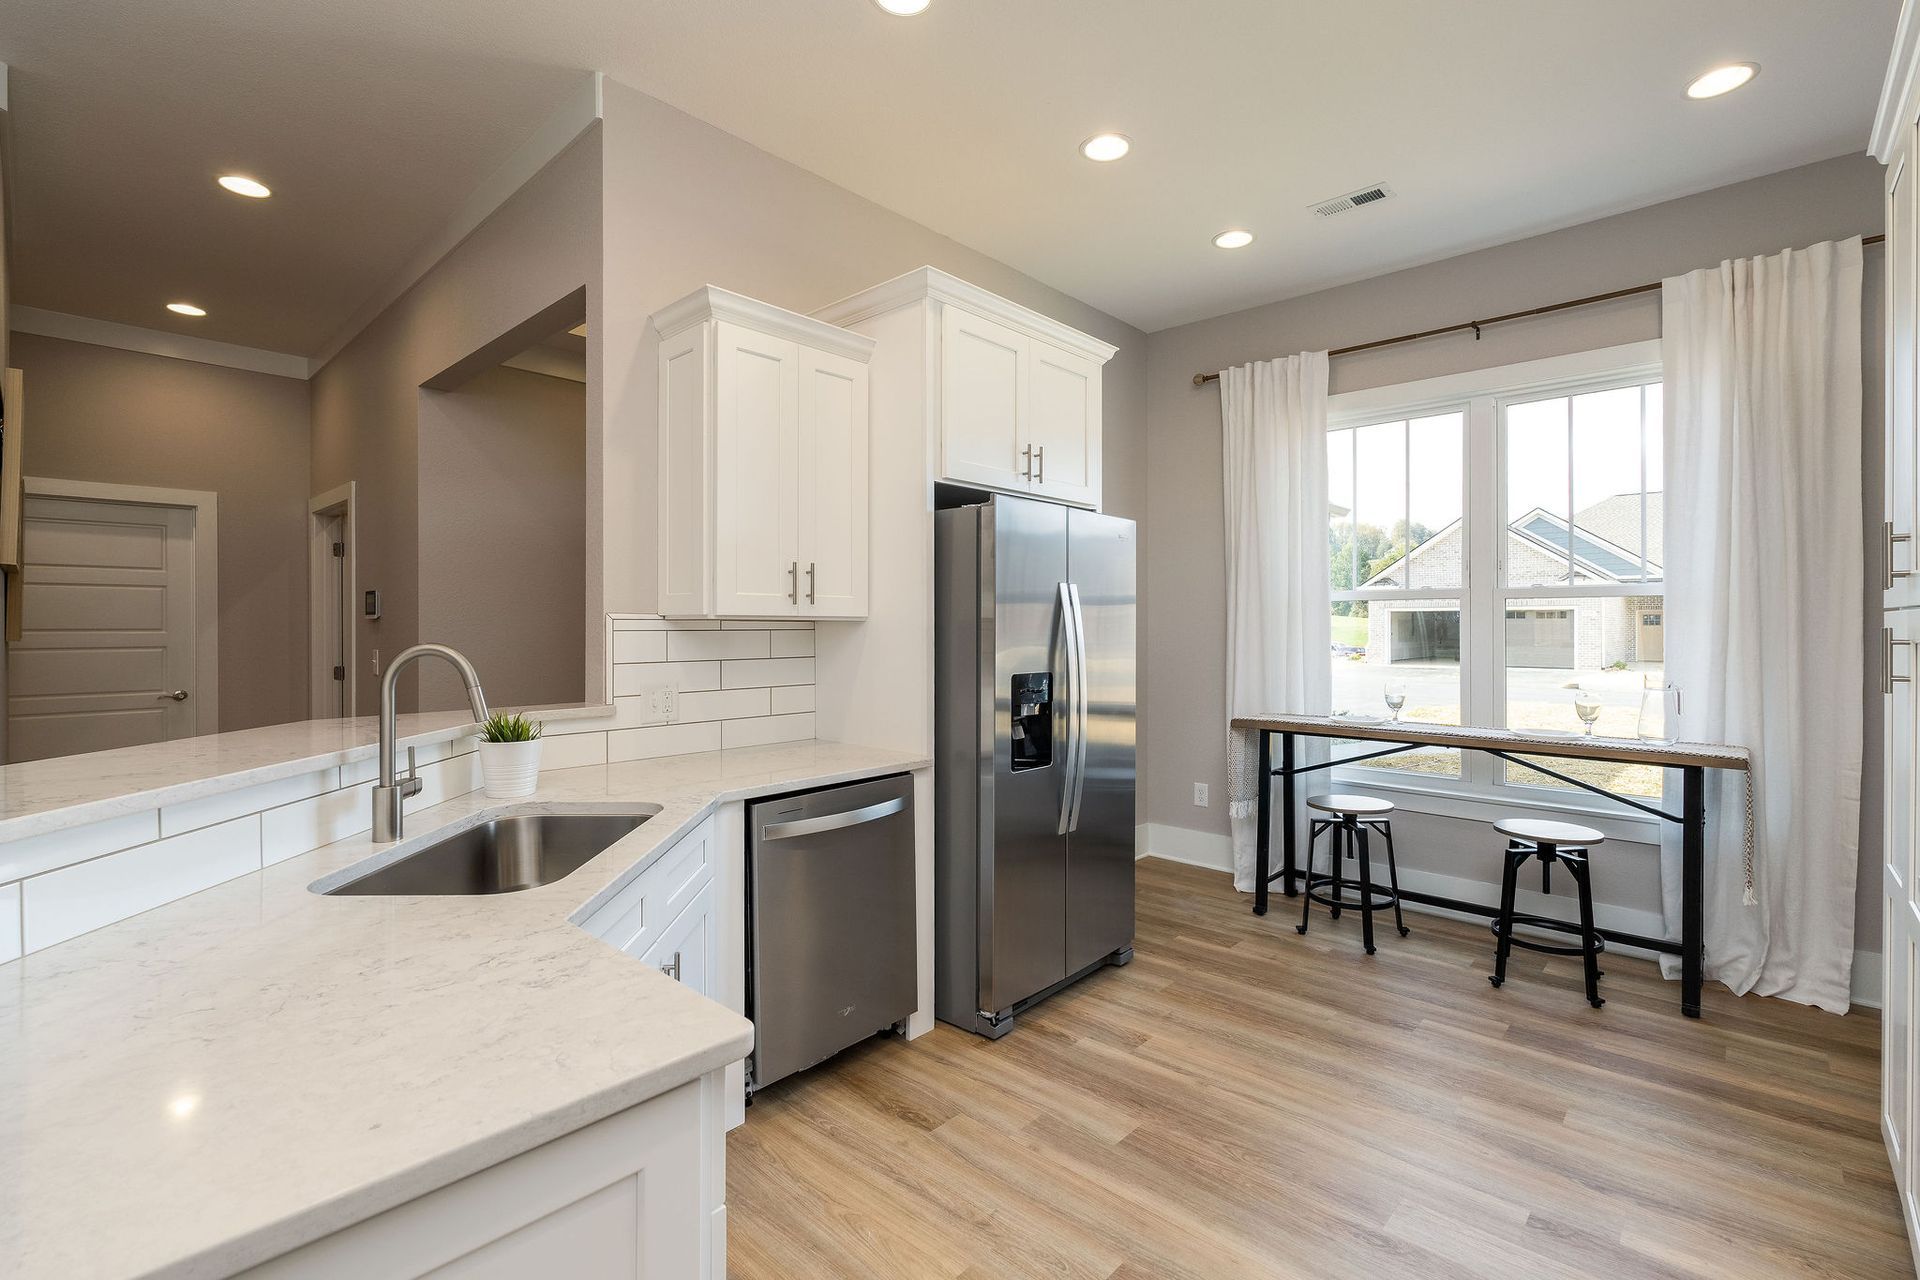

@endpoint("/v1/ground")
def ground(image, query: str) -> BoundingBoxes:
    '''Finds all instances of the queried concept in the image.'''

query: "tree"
[1330,519,1434,616]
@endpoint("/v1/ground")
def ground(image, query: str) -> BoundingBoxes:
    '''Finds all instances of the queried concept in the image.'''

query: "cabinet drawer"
[585,816,715,960]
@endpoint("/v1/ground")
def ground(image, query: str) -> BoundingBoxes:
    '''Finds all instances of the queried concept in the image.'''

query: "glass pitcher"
[1637,677,1681,744]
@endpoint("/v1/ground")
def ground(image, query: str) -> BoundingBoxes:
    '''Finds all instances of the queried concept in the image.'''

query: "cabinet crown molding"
[1875,0,1920,160]
[652,285,875,363]
[814,266,1119,366]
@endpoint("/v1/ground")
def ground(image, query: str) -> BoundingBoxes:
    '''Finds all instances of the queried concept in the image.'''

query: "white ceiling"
[0,0,1901,351]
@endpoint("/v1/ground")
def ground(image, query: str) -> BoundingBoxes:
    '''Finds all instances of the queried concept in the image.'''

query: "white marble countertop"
[0,739,927,1280]
[0,705,613,842]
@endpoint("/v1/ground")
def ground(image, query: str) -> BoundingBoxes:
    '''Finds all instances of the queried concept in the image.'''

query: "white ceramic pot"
[478,738,543,799]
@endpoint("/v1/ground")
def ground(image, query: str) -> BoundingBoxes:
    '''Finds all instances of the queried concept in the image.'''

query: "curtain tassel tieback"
[1742,772,1757,907]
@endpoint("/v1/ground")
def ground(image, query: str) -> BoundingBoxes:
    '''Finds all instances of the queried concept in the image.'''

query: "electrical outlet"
[636,684,677,726]
[1193,782,1209,807]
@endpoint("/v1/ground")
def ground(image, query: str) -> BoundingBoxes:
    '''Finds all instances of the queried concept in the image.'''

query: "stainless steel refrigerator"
[934,493,1136,1039]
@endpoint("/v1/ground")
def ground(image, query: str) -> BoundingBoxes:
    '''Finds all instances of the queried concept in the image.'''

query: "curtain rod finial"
[1193,372,1210,387]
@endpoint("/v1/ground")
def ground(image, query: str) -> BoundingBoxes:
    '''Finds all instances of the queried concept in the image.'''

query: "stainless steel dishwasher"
[747,773,916,1094]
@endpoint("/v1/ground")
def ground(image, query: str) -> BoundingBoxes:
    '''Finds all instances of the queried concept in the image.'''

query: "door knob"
[157,690,189,701]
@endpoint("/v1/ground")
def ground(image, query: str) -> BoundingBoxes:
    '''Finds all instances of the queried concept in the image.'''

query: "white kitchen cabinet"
[644,878,716,999]
[821,267,1116,511]
[654,287,873,620]
[581,815,715,969]
[1875,16,1920,1270]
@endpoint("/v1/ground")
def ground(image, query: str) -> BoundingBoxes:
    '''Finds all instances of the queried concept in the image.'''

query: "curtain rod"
[1192,233,1886,387]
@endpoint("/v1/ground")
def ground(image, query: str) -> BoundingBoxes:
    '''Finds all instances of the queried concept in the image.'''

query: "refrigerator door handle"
[1067,582,1090,832]
[1057,581,1080,836]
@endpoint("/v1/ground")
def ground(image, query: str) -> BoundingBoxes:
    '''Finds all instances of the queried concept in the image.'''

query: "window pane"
[1330,600,1461,778]
[1351,421,1407,588]
[1505,396,1572,585]
[1571,386,1653,584]
[1406,411,1464,589]
[1501,594,1665,797]
[1328,428,1356,594]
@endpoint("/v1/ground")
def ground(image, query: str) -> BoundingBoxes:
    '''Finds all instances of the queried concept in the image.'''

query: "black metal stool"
[1489,817,1607,1008]
[1297,794,1406,954]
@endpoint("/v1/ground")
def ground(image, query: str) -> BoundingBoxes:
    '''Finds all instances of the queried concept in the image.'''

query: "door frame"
[308,482,356,719]
[22,476,220,734]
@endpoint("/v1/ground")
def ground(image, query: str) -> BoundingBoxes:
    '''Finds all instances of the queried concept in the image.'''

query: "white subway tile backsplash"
[677,688,773,723]
[0,884,19,964]
[261,781,375,866]
[769,630,814,658]
[24,815,261,952]
[722,657,814,689]
[614,616,719,631]
[770,686,816,716]
[612,630,668,664]
[161,767,337,838]
[539,732,608,772]
[612,660,722,697]
[0,810,160,884]
[722,619,811,630]
[722,713,815,750]
[668,630,771,661]
[608,721,723,762]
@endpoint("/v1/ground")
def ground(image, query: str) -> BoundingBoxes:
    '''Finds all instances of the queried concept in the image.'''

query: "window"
[1325,343,1665,805]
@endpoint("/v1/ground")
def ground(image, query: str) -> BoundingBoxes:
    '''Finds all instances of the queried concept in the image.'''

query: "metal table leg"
[1682,765,1705,1018]
[1254,730,1272,916]
[1282,732,1298,897]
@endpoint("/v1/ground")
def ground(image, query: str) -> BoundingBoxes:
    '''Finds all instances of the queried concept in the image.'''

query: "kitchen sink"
[320,811,657,896]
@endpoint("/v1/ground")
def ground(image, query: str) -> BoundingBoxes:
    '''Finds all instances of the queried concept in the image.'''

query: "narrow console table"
[1231,714,1751,1018]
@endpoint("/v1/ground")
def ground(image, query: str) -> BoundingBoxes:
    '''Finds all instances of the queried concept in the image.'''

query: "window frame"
[1325,340,1665,836]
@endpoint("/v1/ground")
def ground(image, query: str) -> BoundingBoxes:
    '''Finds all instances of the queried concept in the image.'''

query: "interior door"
[1027,341,1101,509]
[714,321,800,616]
[1065,509,1135,973]
[796,346,869,618]
[941,306,1031,494]
[1891,153,1919,608]
[8,493,198,761]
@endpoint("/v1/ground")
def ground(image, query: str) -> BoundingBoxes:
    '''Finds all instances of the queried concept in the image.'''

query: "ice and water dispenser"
[1010,672,1052,771]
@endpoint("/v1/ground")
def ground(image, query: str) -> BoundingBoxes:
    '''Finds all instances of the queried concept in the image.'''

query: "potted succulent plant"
[476,712,544,799]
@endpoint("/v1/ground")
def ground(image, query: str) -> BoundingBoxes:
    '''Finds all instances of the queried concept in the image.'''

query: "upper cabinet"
[820,267,1116,511]
[654,287,873,620]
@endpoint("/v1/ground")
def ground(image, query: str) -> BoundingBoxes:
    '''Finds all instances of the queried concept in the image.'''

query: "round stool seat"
[1307,793,1394,818]
[1494,817,1603,847]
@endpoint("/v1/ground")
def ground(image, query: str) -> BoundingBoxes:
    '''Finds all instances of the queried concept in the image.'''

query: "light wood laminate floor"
[728,857,1909,1280]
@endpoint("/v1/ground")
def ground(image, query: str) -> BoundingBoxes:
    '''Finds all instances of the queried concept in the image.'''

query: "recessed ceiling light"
[1080,133,1132,163]
[1213,229,1254,250]
[1685,62,1758,100]
[167,302,207,317]
[216,174,272,199]
[872,0,930,14]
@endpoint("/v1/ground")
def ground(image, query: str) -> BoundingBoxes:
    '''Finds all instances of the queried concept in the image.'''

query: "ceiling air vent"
[1311,183,1395,218]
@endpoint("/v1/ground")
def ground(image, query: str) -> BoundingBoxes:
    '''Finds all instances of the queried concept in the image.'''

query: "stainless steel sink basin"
[322,811,655,896]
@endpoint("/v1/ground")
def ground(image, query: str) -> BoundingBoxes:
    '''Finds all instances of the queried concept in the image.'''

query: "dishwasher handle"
[759,795,907,842]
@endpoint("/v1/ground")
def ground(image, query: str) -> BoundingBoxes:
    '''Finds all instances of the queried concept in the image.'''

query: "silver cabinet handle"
[1035,445,1045,485]
[1021,444,1033,481]
[788,560,799,605]
[1891,522,1913,590]
[1887,626,1913,694]
[1056,582,1079,836]
[660,950,681,981]
[157,690,189,701]
[806,562,817,605]
[760,795,907,841]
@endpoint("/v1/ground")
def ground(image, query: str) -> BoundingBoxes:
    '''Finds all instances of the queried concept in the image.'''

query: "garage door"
[1389,609,1459,662]
[1505,608,1574,668]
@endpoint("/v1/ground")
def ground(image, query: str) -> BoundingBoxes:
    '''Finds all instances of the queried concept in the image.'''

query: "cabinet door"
[714,321,799,616]
[940,305,1031,493]
[644,879,716,1001]
[1891,150,1919,609]
[1027,340,1102,508]
[1887,608,1919,1217]
[796,347,870,618]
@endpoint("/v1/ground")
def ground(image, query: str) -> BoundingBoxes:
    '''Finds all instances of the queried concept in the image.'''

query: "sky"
[1328,381,1664,535]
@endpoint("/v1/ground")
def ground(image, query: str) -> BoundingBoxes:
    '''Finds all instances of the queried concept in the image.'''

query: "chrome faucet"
[372,644,490,843]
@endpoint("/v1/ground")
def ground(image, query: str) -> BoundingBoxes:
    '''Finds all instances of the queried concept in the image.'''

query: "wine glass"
[1573,686,1603,736]
[1383,678,1407,723]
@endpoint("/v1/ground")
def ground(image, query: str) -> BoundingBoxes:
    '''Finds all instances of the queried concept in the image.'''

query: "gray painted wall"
[1140,152,1886,959]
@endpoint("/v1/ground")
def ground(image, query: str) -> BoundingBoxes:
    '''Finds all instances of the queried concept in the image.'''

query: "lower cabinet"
[581,816,717,999]
[240,1075,725,1279]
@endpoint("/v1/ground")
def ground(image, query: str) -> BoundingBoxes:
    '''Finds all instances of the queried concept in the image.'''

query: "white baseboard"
[1134,826,1885,1010]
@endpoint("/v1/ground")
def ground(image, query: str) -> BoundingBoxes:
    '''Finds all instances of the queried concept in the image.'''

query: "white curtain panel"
[1221,353,1332,892]
[1660,236,1864,1013]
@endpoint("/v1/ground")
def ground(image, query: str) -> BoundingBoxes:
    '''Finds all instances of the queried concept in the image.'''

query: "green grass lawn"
[1330,614,1369,646]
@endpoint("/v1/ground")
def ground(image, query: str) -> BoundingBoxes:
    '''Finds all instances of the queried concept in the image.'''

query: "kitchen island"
[0,739,925,1279]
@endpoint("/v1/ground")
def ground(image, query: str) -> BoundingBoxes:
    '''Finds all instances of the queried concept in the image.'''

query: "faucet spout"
[372,644,491,843]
